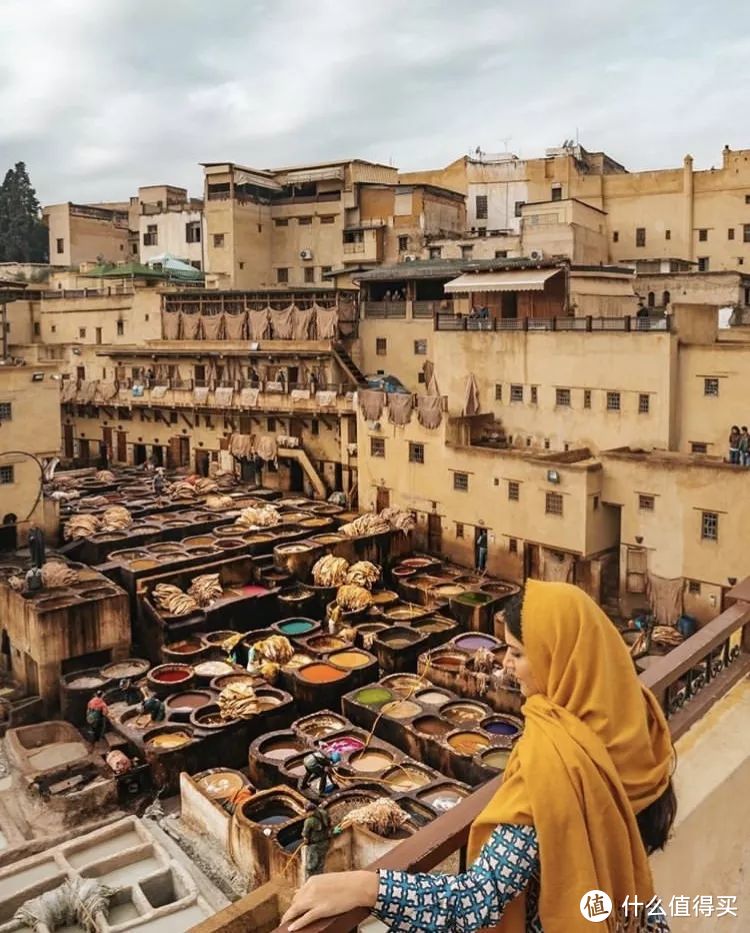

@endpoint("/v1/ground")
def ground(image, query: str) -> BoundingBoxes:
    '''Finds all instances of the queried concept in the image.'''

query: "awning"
[444,269,560,294]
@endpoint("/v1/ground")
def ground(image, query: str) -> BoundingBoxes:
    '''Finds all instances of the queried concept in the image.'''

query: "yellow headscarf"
[468,580,673,932]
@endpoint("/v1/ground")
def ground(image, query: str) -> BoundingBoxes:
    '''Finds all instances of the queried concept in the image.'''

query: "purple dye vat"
[454,634,497,652]
[484,720,520,736]
[323,736,365,756]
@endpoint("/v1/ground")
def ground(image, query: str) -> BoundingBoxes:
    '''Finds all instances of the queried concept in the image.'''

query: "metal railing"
[434,314,671,333]
[42,285,134,299]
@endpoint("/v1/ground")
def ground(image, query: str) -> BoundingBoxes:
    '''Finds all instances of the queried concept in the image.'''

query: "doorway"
[427,511,442,555]
[195,449,210,477]
[0,514,17,552]
[524,543,541,580]
[63,423,74,460]
[376,486,390,511]
[133,443,147,466]
[289,460,304,492]
[78,438,91,464]
[501,293,518,319]
[152,445,164,467]
[116,430,127,463]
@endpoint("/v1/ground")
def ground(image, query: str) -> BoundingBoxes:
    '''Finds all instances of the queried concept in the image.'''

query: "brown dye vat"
[370,589,399,607]
[145,727,193,750]
[441,702,488,725]
[185,545,220,556]
[429,650,470,672]
[202,630,239,647]
[381,699,422,720]
[78,586,119,600]
[447,731,490,756]
[412,715,450,737]
[453,574,483,585]
[281,754,308,778]
[214,525,247,538]
[299,517,330,528]
[378,628,422,648]
[183,535,216,547]
[119,708,153,732]
[129,559,161,571]
[100,658,149,681]
[381,674,428,697]
[217,538,245,550]
[304,635,348,654]
[294,712,348,739]
[167,691,214,720]
[191,703,234,729]
[381,765,433,791]
[348,749,394,773]
[243,532,274,544]
[277,511,310,523]
[275,543,311,554]
[308,533,344,545]
[401,558,435,570]
[480,582,516,596]
[147,543,186,555]
[257,735,306,761]
[163,638,206,662]
[161,519,192,528]
[383,604,428,623]
[109,548,148,561]
[409,574,444,589]
[196,768,250,801]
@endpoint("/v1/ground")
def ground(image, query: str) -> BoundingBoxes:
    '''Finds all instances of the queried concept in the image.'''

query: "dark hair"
[743,426,749,432]
[504,584,676,852]
[731,425,740,433]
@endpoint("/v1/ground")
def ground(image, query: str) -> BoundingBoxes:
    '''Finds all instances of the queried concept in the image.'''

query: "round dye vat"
[255,695,282,711]
[150,664,193,684]
[278,619,316,636]
[100,658,149,681]
[249,807,298,826]
[392,565,417,579]
[382,765,432,791]
[420,790,465,811]
[482,748,511,770]
[130,559,161,571]
[283,653,315,670]
[401,558,433,569]
[430,651,469,671]
[329,650,370,670]
[167,692,213,713]
[453,634,498,652]
[413,716,450,737]
[354,687,394,709]
[165,638,204,655]
[202,630,239,646]
[306,636,347,652]
[194,661,235,679]
[415,689,453,706]
[414,618,453,634]
[441,702,487,725]
[371,589,398,606]
[431,584,466,598]
[482,717,521,737]
[454,592,493,606]
[384,606,425,623]
[296,713,348,738]
[381,699,421,720]
[197,770,247,800]
[349,749,394,773]
[183,535,215,547]
[323,735,365,756]
[382,674,426,697]
[213,674,256,690]
[260,740,304,761]
[282,755,308,778]
[448,731,490,756]
[67,674,105,689]
[146,731,192,750]
[298,663,347,684]
[239,584,268,596]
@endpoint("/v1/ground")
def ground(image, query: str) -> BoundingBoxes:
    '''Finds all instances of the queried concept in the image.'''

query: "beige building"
[136,185,205,267]
[201,159,465,291]
[43,202,130,267]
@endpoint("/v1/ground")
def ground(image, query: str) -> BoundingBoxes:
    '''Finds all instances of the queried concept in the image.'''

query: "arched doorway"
[0,514,17,552]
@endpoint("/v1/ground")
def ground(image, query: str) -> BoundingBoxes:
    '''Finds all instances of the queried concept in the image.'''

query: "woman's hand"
[280,870,379,931]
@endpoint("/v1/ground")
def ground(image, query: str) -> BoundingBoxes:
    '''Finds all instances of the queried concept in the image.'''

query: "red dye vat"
[153,668,191,683]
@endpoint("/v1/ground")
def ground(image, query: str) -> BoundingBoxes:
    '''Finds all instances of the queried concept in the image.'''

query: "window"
[665,229,671,240]
[185,221,201,243]
[697,257,709,272]
[78,327,86,339]
[429,247,442,259]
[320,215,336,224]
[398,236,409,252]
[0,466,14,485]
[583,389,592,409]
[551,186,562,201]
[530,386,538,404]
[728,227,735,240]
[0,403,12,421]
[509,538,518,554]
[321,266,332,276]
[691,442,708,454]
[213,233,225,248]
[418,372,425,384]
[698,228,708,242]
[95,327,102,345]
[131,243,138,255]
[555,388,571,407]
[514,201,525,218]
[638,393,650,414]
[460,244,473,259]
[143,224,158,246]
[376,337,387,356]
[33,322,40,337]
[194,364,206,384]
[456,523,464,539]
[743,224,750,243]
[56,237,64,254]
[494,250,508,259]
[413,339,427,355]
[703,377,719,397]
[238,261,245,270]
[453,472,469,491]
[370,437,385,458]
[304,267,315,284]
[635,227,646,248]
[593,495,600,510]
[545,492,563,516]
[701,511,718,541]
[409,442,425,464]
[276,267,289,284]
[311,419,319,436]
[475,195,488,219]
[267,417,276,432]
[508,481,520,501]
[170,411,178,424]
[688,580,701,594]
[612,231,619,243]
[495,384,502,401]
[510,384,523,403]
[639,494,655,511]
[298,217,312,226]
[606,391,621,411]
[746,195,750,204]
[274,218,288,227]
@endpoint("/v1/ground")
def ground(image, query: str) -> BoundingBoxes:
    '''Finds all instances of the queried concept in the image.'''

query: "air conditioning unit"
[367,420,381,431]
[404,254,418,262]
[299,249,313,260]
[529,249,545,261]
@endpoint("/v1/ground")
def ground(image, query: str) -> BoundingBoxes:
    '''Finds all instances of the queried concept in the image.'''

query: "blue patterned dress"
[372,824,670,932]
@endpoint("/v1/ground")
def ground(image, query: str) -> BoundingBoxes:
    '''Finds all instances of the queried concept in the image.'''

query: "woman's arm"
[281,824,538,933]
[372,824,537,933]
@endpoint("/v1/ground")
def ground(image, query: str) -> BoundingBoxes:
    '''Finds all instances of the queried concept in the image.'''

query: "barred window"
[606,391,621,411]
[370,437,385,457]
[704,378,719,397]
[639,495,655,511]
[453,472,469,492]
[545,492,563,515]
[555,388,571,407]
[510,384,523,402]
[508,481,520,501]
[701,511,718,541]
[408,442,425,464]
[638,394,650,414]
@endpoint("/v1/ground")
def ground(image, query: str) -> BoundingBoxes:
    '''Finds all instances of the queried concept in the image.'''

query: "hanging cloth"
[417,395,442,429]
[249,308,271,340]
[358,389,386,421]
[646,573,684,625]
[162,309,180,339]
[314,304,338,339]
[462,373,480,416]
[225,311,247,340]
[180,312,200,339]
[201,313,224,340]
[292,307,314,339]
[387,392,413,426]
[270,305,295,339]
[239,387,260,407]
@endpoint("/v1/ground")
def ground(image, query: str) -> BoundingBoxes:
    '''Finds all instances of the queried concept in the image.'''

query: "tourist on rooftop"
[729,425,741,464]
[282,581,676,932]
[739,426,750,466]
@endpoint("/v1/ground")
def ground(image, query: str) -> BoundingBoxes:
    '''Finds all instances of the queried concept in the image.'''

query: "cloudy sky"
[1,0,749,205]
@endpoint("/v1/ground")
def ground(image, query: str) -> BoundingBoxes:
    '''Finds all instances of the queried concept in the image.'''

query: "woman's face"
[503,629,541,697]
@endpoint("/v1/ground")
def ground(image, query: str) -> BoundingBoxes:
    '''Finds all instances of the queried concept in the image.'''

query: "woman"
[282,581,676,932]
[728,425,741,464]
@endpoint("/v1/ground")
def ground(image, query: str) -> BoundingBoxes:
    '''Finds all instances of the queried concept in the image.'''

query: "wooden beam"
[179,412,193,429]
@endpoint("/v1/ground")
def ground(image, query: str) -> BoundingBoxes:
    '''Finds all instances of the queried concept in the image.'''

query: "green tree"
[0,162,48,263]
